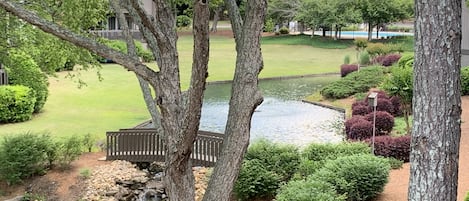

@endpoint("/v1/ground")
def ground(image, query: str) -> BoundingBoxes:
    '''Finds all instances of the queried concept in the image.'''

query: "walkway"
[376,96,469,200]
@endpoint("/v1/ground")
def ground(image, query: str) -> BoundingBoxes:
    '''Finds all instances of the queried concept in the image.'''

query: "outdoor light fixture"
[368,92,378,154]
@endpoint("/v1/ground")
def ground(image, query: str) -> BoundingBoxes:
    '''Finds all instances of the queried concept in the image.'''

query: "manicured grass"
[0,35,355,140]
[261,34,355,49]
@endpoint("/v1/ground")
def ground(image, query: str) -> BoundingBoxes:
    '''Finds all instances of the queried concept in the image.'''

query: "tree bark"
[203,0,267,200]
[367,22,372,41]
[211,4,223,32]
[409,0,462,200]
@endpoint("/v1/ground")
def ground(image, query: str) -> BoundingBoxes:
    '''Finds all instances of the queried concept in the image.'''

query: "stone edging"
[206,73,340,85]
[301,100,346,114]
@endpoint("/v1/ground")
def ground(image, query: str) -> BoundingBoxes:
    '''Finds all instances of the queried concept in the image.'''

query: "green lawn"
[0,35,356,140]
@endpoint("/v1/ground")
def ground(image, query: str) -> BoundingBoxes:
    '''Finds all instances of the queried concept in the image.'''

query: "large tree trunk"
[367,22,372,41]
[202,0,267,200]
[408,0,462,200]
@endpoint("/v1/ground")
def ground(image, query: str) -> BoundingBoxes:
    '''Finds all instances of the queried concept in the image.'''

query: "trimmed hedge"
[352,104,370,116]
[382,54,402,67]
[320,67,385,99]
[340,64,358,77]
[276,177,345,201]
[365,111,395,135]
[390,96,403,116]
[245,139,300,181]
[345,116,366,135]
[366,135,411,162]
[234,159,281,201]
[0,85,36,123]
[375,98,395,116]
[348,120,374,140]
[312,154,390,201]
[5,51,49,113]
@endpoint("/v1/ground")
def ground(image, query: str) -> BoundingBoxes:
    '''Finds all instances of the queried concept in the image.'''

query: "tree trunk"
[202,0,267,200]
[211,5,223,32]
[408,0,462,200]
[367,22,372,41]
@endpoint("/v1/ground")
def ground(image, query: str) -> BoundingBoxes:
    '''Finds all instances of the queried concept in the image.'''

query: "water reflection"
[200,75,345,146]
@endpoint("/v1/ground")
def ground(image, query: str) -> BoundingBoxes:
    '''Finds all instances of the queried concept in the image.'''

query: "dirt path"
[376,96,469,201]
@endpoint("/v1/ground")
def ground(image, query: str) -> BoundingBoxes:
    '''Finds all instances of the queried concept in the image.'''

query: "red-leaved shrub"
[390,96,403,116]
[366,135,411,162]
[372,55,386,65]
[352,105,370,116]
[365,111,395,135]
[348,120,373,140]
[375,99,394,115]
[382,54,402,67]
[340,64,359,77]
[352,100,367,110]
[345,115,366,135]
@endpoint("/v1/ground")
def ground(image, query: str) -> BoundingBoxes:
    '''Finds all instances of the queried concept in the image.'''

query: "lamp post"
[368,92,378,154]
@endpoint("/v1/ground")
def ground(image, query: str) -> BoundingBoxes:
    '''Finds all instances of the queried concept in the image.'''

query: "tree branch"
[0,0,159,84]
[224,0,243,50]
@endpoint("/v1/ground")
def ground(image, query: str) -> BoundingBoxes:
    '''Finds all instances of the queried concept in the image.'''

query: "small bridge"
[106,128,224,167]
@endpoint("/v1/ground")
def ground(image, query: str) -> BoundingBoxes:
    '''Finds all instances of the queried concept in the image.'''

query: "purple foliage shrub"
[389,96,403,116]
[367,90,389,100]
[352,101,367,110]
[340,64,359,77]
[345,115,366,135]
[365,111,395,135]
[375,99,394,115]
[382,54,402,67]
[348,120,373,140]
[352,105,370,116]
[372,55,386,65]
[366,135,411,162]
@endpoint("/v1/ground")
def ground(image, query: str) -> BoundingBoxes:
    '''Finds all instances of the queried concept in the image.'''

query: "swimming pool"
[314,31,413,38]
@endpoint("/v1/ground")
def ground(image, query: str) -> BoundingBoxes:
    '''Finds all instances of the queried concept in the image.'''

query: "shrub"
[462,66,469,96]
[348,120,373,140]
[312,154,390,201]
[382,54,402,66]
[390,96,403,116]
[367,90,390,100]
[56,135,83,169]
[302,142,370,164]
[279,26,289,34]
[374,98,395,115]
[82,133,95,152]
[354,39,368,50]
[372,55,386,65]
[366,135,411,162]
[134,41,155,62]
[340,64,358,77]
[352,100,368,110]
[345,116,366,135]
[465,191,469,201]
[0,133,53,184]
[5,51,49,113]
[176,15,191,28]
[343,55,351,64]
[320,67,384,99]
[0,85,36,123]
[397,54,414,68]
[385,157,404,169]
[245,139,300,181]
[264,18,275,33]
[234,159,281,201]
[276,177,345,201]
[296,142,370,178]
[365,111,395,135]
[366,43,387,56]
[358,51,371,65]
[352,105,370,116]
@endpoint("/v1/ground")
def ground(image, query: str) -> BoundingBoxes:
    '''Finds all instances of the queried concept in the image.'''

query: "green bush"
[397,54,414,68]
[343,55,351,64]
[245,139,300,181]
[359,51,370,65]
[57,135,83,169]
[134,41,155,62]
[0,85,36,123]
[354,39,368,51]
[82,133,95,152]
[234,159,281,201]
[279,26,289,35]
[264,18,275,33]
[5,51,49,113]
[320,66,385,99]
[312,154,390,201]
[342,25,359,31]
[176,15,192,28]
[464,191,469,201]
[462,66,469,96]
[0,133,53,184]
[295,142,370,178]
[385,157,404,169]
[276,177,346,201]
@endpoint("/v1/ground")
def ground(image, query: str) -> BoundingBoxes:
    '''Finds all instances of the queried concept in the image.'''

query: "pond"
[200,75,345,146]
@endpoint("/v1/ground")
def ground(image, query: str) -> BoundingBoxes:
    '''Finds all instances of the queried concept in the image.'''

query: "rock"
[4,195,24,201]
[105,190,119,196]
[149,162,165,174]
[146,180,165,190]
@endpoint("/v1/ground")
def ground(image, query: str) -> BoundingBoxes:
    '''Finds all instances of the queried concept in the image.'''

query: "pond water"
[200,75,345,146]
